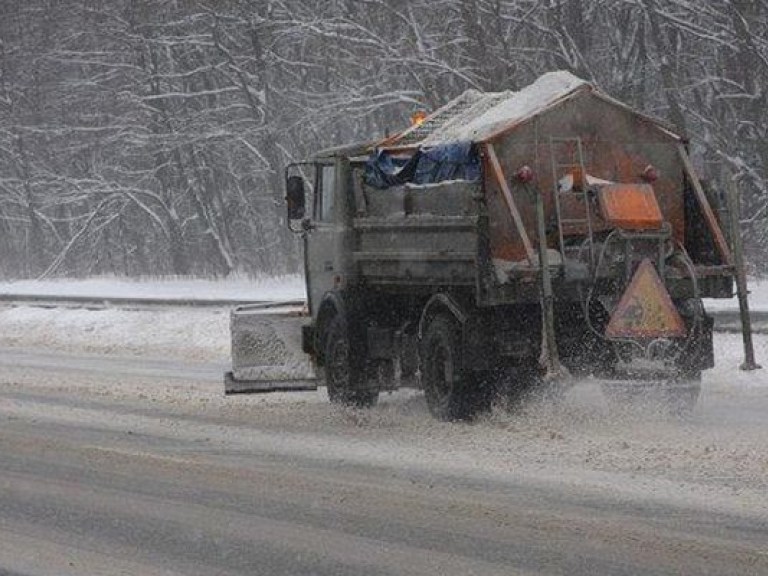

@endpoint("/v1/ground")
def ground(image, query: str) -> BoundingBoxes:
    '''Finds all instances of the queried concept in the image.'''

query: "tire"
[421,314,487,421]
[323,315,378,408]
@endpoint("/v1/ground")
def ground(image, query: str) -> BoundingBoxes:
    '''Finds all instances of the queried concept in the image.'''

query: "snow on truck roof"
[314,71,681,158]
[388,70,681,148]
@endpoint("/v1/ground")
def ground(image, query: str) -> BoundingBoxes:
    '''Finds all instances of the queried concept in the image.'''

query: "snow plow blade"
[224,302,317,395]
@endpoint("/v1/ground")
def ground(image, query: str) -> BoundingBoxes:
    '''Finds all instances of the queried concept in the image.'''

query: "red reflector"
[642,164,659,183]
[606,259,686,339]
[515,165,534,183]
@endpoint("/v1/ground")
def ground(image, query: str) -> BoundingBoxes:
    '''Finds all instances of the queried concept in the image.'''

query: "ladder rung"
[549,135,593,273]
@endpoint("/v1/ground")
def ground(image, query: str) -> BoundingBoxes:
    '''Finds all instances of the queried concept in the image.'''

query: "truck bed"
[353,179,481,286]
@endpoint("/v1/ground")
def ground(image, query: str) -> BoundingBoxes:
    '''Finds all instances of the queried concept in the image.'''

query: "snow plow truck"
[225,71,740,420]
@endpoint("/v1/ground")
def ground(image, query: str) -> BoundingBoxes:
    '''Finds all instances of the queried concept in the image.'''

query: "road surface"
[0,343,767,575]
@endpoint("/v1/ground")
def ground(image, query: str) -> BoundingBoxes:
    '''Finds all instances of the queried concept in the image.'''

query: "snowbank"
[0,276,308,361]
[0,305,230,362]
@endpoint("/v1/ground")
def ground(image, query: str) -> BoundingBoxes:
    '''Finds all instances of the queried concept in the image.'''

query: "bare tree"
[0,0,765,278]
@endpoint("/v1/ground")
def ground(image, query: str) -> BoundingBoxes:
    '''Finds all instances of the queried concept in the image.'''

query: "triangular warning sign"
[605,259,687,339]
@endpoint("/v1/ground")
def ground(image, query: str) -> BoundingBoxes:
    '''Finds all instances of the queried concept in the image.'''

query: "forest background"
[1,0,766,279]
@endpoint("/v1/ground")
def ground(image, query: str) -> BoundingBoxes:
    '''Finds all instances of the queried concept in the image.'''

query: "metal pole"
[530,183,563,377]
[725,175,761,371]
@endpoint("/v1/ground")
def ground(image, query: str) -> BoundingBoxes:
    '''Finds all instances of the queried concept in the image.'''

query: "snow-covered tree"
[0,0,765,277]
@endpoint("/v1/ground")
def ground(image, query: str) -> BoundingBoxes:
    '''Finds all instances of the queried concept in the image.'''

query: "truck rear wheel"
[421,314,489,421]
[324,315,378,408]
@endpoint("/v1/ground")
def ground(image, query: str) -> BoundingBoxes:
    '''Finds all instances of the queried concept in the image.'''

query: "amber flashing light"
[411,110,427,126]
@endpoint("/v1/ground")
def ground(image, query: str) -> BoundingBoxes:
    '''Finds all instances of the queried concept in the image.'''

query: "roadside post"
[726,175,761,371]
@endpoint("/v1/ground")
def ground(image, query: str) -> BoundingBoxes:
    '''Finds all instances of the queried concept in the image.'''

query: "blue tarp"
[364,142,480,189]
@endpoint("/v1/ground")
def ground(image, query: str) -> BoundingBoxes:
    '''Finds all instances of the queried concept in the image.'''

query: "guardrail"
[0,294,305,310]
[0,294,765,333]
[709,309,768,334]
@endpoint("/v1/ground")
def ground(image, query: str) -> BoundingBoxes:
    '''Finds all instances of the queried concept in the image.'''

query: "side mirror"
[286,175,306,220]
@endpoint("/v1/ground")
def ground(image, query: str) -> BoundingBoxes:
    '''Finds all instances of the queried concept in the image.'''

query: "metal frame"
[485,143,536,264]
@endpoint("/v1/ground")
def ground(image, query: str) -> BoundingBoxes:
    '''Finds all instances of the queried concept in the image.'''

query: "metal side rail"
[710,309,768,334]
[0,293,306,311]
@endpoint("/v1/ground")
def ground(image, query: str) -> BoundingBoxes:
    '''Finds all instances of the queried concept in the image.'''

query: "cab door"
[305,161,341,319]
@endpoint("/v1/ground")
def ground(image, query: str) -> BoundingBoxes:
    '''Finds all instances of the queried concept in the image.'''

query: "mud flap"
[224,303,318,395]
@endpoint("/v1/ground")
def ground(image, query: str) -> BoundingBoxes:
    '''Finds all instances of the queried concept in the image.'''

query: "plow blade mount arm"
[224,303,317,394]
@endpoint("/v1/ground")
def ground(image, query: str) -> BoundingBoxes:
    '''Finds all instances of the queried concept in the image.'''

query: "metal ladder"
[549,136,595,271]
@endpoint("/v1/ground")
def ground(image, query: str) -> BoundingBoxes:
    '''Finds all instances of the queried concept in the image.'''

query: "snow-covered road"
[0,277,766,573]
[1,335,767,574]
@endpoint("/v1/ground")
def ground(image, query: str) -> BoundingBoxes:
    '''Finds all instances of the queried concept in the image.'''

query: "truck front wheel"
[421,314,488,421]
[324,315,378,408]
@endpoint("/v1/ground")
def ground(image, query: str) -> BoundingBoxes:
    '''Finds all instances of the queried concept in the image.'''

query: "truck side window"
[316,164,335,221]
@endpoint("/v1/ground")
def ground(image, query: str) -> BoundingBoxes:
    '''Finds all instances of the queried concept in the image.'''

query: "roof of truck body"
[313,140,375,160]
[383,71,682,149]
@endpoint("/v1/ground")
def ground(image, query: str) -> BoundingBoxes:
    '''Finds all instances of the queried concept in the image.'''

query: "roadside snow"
[0,305,230,362]
[0,275,306,363]
[703,332,768,388]
[704,277,768,312]
[0,274,305,302]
